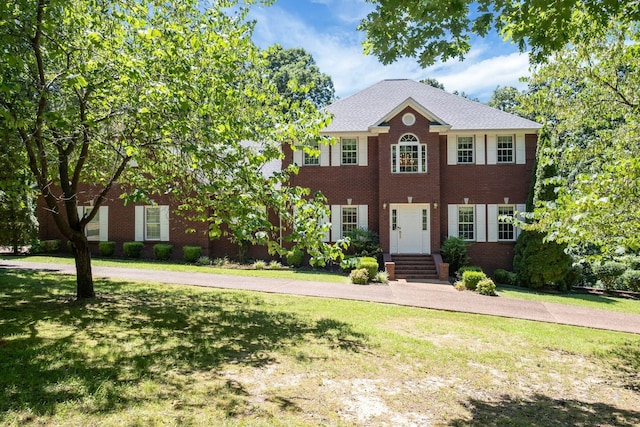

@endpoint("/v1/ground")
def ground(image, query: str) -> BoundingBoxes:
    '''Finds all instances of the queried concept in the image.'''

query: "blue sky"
[248,0,531,102]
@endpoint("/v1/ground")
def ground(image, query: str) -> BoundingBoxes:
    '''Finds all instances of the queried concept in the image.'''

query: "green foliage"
[493,269,517,285]
[286,248,304,267]
[98,241,116,257]
[514,231,573,289]
[153,244,173,261]
[476,278,497,296]
[593,262,627,291]
[340,256,359,272]
[461,271,487,291]
[356,257,379,280]
[268,260,283,270]
[618,270,640,292]
[123,242,144,259]
[440,237,469,274]
[486,86,525,117]
[41,240,61,254]
[344,227,383,258]
[196,256,211,266]
[182,246,202,263]
[457,266,482,278]
[213,257,229,267]
[349,268,369,285]
[373,271,389,284]
[252,260,267,270]
[359,1,639,65]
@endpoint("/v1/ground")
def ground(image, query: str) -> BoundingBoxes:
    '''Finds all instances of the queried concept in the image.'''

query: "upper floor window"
[457,136,474,164]
[391,134,427,173]
[498,205,515,241]
[303,144,320,166]
[497,135,514,163]
[341,138,358,165]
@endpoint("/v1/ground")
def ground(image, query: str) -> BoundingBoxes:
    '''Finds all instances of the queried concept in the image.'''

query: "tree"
[486,86,523,116]
[519,21,640,260]
[358,0,640,65]
[0,0,336,298]
[264,45,335,109]
[420,78,445,90]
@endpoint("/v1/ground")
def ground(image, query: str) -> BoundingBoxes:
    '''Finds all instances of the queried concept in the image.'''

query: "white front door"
[390,204,431,254]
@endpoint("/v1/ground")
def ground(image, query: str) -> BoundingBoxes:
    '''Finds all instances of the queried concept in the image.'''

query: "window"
[145,206,161,240]
[341,206,358,238]
[497,135,514,163]
[78,206,107,241]
[422,209,428,231]
[391,209,397,230]
[85,207,100,241]
[498,205,515,241]
[458,206,475,241]
[391,134,427,173]
[341,138,357,165]
[303,144,320,166]
[457,136,474,164]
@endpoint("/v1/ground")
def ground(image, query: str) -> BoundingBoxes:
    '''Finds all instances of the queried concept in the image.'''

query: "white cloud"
[250,3,531,102]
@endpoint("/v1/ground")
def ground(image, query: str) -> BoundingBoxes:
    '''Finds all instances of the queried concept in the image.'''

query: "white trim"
[476,204,486,242]
[487,134,497,164]
[447,205,458,238]
[293,148,303,166]
[516,133,526,164]
[475,134,485,165]
[374,97,449,128]
[321,205,330,242]
[331,140,341,166]
[357,205,368,230]
[134,206,144,241]
[331,205,341,241]
[358,137,368,166]
[320,143,330,167]
[98,206,109,242]
[447,137,456,165]
[487,204,498,242]
[159,205,170,241]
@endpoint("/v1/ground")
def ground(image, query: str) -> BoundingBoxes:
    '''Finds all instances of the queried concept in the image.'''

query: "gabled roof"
[323,79,541,133]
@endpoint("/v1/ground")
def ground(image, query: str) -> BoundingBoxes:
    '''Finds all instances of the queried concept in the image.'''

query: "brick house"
[37,79,540,276]
[285,79,541,277]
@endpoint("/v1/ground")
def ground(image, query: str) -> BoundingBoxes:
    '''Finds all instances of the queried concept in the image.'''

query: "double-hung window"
[303,144,320,166]
[498,205,515,241]
[341,206,358,238]
[341,138,358,165]
[458,206,475,241]
[145,206,161,241]
[391,134,427,173]
[497,135,514,163]
[457,136,474,164]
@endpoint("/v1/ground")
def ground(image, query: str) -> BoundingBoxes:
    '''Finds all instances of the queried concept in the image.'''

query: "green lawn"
[1,269,639,426]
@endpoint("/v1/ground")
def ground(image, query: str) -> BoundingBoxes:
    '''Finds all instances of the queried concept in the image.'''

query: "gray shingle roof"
[323,79,541,133]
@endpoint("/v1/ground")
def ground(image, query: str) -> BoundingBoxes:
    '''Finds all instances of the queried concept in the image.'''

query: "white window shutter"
[487,134,497,164]
[447,205,458,237]
[160,205,170,241]
[476,204,486,242]
[293,148,303,166]
[358,137,368,166]
[331,205,341,241]
[516,203,527,238]
[516,133,526,164]
[447,137,457,165]
[321,205,330,242]
[358,205,368,229]
[331,140,341,166]
[320,143,330,166]
[99,206,109,241]
[487,204,498,242]
[135,206,144,241]
[475,134,485,165]
[76,206,84,223]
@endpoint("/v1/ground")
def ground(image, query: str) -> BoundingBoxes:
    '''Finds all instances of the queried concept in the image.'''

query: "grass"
[1,268,640,426]
[1,254,349,283]
[498,284,640,315]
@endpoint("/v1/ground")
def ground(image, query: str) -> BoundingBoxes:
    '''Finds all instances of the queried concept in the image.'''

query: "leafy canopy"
[359,0,640,65]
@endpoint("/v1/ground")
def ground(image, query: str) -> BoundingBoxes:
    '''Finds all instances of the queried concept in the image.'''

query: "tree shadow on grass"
[449,393,640,426]
[0,268,367,418]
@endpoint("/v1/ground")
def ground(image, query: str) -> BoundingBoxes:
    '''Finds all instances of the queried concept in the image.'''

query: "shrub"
[182,246,202,263]
[513,230,573,289]
[252,260,267,270]
[349,268,369,285]
[373,271,389,284]
[618,255,640,270]
[153,244,173,261]
[41,239,61,253]
[457,265,482,279]
[268,261,283,270]
[286,248,304,267]
[340,256,359,272]
[618,270,640,292]
[344,227,383,258]
[99,241,116,257]
[213,257,229,266]
[196,256,211,266]
[494,269,517,285]
[440,237,469,274]
[454,281,466,291]
[593,261,626,290]
[357,256,379,279]
[461,270,487,291]
[477,278,497,296]
[123,242,144,258]
[28,239,44,254]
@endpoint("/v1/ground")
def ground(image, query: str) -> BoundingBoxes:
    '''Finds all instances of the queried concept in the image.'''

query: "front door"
[390,204,430,254]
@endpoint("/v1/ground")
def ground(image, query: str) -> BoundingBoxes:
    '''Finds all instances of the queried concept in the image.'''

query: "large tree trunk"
[70,233,95,299]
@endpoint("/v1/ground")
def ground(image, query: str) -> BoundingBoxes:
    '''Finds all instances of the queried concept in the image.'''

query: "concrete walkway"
[2,259,640,335]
